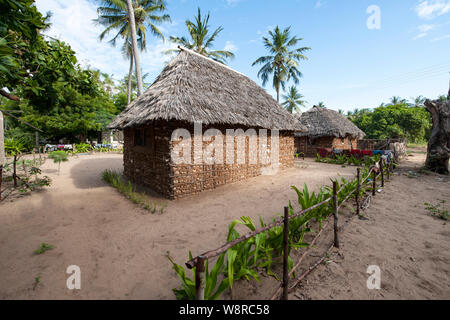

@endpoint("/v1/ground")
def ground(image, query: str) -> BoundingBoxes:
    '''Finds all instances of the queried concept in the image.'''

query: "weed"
[33,275,41,290]
[34,243,55,255]
[424,201,449,221]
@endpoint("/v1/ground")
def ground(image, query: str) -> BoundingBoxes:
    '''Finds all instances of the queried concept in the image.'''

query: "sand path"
[0,154,358,299]
[292,152,450,300]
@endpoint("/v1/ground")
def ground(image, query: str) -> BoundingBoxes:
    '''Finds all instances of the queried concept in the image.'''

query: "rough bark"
[127,52,134,105]
[126,0,143,96]
[424,99,450,174]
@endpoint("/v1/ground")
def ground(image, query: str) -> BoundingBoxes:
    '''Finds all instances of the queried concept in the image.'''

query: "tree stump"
[424,99,450,174]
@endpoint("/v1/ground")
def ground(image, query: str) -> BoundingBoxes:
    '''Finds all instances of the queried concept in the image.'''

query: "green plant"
[168,252,229,300]
[102,170,167,213]
[33,275,41,291]
[48,151,68,175]
[75,143,92,153]
[34,243,55,255]
[424,201,449,221]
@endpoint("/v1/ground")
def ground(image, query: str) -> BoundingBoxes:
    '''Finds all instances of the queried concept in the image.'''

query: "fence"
[0,148,47,202]
[184,158,393,300]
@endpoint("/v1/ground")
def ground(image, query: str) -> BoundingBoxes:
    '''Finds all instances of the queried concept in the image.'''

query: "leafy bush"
[75,143,92,153]
[169,165,378,300]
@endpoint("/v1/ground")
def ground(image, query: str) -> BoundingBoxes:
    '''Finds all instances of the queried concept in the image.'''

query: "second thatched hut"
[294,106,365,157]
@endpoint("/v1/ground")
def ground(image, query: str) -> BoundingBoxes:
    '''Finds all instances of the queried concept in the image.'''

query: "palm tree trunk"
[127,53,134,104]
[126,0,143,96]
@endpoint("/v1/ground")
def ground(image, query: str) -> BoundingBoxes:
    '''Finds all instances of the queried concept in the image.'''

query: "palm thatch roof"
[108,47,305,131]
[295,106,365,139]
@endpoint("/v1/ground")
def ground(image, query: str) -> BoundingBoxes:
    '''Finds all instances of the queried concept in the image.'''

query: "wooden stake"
[372,170,376,196]
[195,256,206,300]
[356,168,361,216]
[282,206,290,301]
[0,164,3,201]
[379,159,384,188]
[333,181,339,248]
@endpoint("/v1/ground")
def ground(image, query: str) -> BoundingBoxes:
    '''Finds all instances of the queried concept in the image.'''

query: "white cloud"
[35,0,176,82]
[223,41,238,52]
[415,0,450,19]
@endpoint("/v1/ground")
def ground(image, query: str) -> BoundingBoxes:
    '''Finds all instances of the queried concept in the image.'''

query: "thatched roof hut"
[294,106,365,157]
[295,106,365,139]
[108,47,303,199]
[109,47,305,132]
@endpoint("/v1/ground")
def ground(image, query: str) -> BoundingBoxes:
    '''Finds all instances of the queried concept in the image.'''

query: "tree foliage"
[1,1,121,148]
[349,103,431,143]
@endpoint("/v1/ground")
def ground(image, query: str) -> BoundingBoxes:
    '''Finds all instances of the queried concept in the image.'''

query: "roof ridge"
[177,46,247,78]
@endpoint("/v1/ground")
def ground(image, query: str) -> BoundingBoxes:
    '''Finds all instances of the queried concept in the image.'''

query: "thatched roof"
[108,47,305,131]
[295,106,365,139]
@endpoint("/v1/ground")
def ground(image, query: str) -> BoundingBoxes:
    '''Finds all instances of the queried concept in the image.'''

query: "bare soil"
[0,150,448,300]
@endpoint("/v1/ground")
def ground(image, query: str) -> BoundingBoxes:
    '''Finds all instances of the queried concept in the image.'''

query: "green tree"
[0,0,49,101]
[317,102,326,108]
[351,103,431,143]
[167,8,234,64]
[48,150,68,175]
[252,26,310,102]
[94,0,170,102]
[281,86,307,114]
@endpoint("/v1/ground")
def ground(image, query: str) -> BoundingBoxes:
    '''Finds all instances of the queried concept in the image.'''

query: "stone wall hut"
[108,47,305,199]
[294,106,365,157]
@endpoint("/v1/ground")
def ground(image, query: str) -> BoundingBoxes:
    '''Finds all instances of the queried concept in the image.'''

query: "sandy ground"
[291,150,450,300]
[0,154,359,299]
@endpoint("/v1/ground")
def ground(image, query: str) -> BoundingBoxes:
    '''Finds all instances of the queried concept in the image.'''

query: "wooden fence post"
[372,170,376,196]
[333,181,339,248]
[379,159,384,188]
[386,160,390,180]
[356,168,361,216]
[282,206,289,300]
[0,164,3,201]
[195,256,206,300]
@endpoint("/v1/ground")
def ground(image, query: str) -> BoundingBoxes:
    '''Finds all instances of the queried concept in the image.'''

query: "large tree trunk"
[127,52,134,104]
[126,0,143,96]
[424,99,450,174]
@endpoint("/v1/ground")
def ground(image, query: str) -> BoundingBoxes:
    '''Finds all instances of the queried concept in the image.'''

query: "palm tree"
[281,86,307,114]
[317,102,326,108]
[252,26,310,103]
[410,95,426,107]
[389,96,406,105]
[126,0,143,95]
[94,0,170,101]
[167,8,234,64]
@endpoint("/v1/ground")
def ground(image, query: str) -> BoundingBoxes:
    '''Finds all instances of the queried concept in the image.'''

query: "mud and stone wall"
[295,135,357,157]
[123,120,294,199]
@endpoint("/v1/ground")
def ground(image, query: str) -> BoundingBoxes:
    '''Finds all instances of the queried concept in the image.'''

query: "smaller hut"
[295,106,365,157]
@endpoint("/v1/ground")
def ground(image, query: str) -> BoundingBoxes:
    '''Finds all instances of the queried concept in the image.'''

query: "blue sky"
[35,0,450,112]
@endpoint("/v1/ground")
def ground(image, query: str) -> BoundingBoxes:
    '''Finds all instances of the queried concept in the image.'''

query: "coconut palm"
[410,95,426,107]
[166,8,234,64]
[389,96,406,105]
[281,86,307,114]
[94,0,170,101]
[317,102,326,108]
[252,26,310,102]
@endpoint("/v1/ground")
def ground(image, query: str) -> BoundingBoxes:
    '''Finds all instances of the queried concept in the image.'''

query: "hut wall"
[170,123,294,199]
[124,121,294,199]
[123,122,172,197]
[295,136,357,158]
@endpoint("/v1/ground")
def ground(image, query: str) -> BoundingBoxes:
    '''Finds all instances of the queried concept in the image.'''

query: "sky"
[34,0,450,112]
